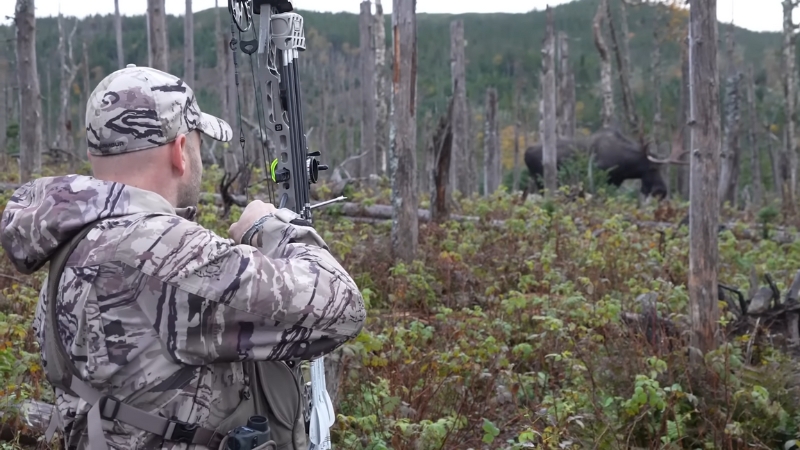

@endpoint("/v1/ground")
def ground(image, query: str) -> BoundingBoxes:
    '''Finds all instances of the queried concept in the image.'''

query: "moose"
[524,127,688,200]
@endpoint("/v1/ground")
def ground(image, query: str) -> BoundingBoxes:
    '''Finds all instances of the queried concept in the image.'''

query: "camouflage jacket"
[0,175,366,449]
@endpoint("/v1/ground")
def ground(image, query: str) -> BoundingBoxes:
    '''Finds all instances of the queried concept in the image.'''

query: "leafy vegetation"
[1,159,800,449]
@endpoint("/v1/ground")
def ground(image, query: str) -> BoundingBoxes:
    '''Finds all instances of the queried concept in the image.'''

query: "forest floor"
[1,162,800,449]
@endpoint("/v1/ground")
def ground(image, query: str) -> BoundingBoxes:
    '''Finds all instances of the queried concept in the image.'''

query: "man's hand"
[228,200,277,243]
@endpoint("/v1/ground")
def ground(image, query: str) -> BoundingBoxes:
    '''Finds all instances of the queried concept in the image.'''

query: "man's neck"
[93,174,179,208]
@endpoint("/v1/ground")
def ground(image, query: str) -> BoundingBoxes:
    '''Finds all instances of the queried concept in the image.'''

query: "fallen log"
[322,203,799,244]
[326,202,507,227]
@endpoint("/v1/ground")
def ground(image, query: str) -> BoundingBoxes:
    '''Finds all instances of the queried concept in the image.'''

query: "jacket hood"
[1,175,196,274]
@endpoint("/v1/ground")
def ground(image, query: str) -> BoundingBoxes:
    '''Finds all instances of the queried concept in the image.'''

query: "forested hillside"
[0,0,788,187]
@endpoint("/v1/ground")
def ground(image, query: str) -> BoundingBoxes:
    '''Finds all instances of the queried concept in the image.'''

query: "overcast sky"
[0,1,791,33]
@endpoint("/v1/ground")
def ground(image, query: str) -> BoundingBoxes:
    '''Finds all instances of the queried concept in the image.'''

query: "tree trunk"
[467,98,478,195]
[557,32,575,139]
[114,0,124,69]
[483,87,500,196]
[746,65,762,209]
[450,19,469,196]
[677,34,690,199]
[374,0,388,175]
[54,14,80,166]
[215,0,228,124]
[0,79,6,162]
[146,9,152,67]
[781,0,798,214]
[688,0,721,358]
[184,0,195,84]
[771,131,783,197]
[390,0,419,263]
[45,63,51,148]
[593,0,615,128]
[82,41,89,157]
[359,1,377,177]
[430,98,453,222]
[651,12,662,156]
[422,111,434,194]
[542,7,558,196]
[607,0,638,130]
[347,115,355,164]
[651,13,666,193]
[14,0,42,183]
[719,28,742,208]
[512,119,521,192]
[147,0,168,72]
[320,67,329,161]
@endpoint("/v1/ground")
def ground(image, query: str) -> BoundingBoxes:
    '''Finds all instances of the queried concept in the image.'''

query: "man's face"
[176,131,204,208]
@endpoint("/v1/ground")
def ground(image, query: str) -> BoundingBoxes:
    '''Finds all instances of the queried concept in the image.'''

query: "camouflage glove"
[243,208,329,257]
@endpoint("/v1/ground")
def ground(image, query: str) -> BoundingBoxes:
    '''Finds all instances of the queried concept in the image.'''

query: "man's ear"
[170,134,188,176]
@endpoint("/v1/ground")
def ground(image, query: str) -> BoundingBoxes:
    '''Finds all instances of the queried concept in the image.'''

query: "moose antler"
[647,129,690,165]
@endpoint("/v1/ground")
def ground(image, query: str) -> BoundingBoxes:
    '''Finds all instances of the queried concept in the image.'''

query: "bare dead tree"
[81,41,89,150]
[511,59,525,192]
[746,65,762,209]
[542,6,558,196]
[674,33,690,199]
[450,19,469,196]
[651,7,663,157]
[483,87,500,196]
[607,0,639,130]
[0,70,7,162]
[45,59,51,148]
[430,95,454,222]
[147,0,168,72]
[780,0,799,214]
[390,0,419,263]
[374,0,388,175]
[54,13,80,165]
[184,0,195,84]
[347,114,357,167]
[215,0,228,123]
[14,0,42,182]
[688,0,721,359]
[359,1,377,176]
[593,0,615,128]
[421,110,434,193]
[557,32,575,139]
[719,26,742,208]
[114,0,124,69]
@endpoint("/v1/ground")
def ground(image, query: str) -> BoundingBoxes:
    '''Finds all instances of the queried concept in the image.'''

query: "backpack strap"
[42,219,227,450]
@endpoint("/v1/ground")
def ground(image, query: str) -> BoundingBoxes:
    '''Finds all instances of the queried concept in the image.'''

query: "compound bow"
[225,1,340,448]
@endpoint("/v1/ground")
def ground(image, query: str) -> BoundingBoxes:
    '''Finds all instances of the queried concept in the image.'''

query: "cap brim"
[196,112,233,142]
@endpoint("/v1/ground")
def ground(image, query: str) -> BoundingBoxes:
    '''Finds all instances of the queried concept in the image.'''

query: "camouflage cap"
[86,64,233,156]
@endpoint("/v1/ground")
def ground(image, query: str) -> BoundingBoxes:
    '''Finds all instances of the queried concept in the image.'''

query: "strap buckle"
[164,420,199,444]
[98,396,121,421]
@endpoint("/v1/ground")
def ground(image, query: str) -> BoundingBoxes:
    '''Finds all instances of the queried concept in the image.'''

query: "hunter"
[0,65,366,449]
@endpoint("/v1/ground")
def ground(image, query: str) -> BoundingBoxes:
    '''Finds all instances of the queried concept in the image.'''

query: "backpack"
[42,218,310,450]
